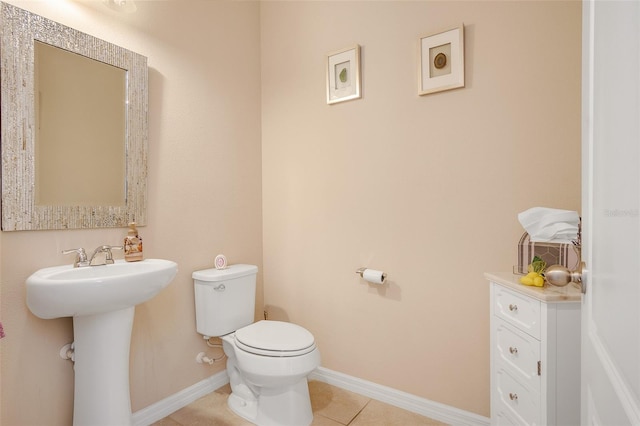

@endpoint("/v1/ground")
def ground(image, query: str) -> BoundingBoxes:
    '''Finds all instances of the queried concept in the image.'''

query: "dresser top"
[485,272,582,303]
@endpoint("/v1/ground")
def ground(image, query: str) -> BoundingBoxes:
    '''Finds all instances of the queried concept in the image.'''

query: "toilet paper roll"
[362,269,386,285]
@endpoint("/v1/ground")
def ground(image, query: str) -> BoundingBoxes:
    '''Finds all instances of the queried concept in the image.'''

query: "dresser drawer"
[494,284,541,339]
[494,318,541,391]
[494,367,541,425]
[492,406,521,426]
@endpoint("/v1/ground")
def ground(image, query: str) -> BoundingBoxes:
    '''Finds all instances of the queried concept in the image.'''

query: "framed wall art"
[326,45,361,104]
[419,25,464,96]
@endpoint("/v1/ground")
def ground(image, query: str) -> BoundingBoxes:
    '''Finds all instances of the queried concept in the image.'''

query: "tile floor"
[152,380,447,425]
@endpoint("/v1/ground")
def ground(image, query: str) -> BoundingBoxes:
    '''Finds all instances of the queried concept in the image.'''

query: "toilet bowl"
[192,265,320,426]
[222,321,321,426]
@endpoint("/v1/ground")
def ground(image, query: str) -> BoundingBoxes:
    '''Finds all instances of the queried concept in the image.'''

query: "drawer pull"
[509,304,518,312]
[509,393,518,401]
[509,346,518,355]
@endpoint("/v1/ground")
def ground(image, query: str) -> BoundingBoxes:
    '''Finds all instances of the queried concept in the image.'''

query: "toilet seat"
[235,320,316,357]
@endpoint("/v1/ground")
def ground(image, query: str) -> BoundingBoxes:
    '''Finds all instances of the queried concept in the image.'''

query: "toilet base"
[227,379,313,426]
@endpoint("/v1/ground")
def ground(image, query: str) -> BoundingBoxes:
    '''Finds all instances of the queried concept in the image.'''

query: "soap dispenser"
[124,222,143,262]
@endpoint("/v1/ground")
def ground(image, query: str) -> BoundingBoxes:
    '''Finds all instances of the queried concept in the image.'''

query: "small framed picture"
[326,45,361,104]
[419,25,464,96]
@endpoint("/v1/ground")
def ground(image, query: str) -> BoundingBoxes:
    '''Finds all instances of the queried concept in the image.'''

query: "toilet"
[193,264,320,426]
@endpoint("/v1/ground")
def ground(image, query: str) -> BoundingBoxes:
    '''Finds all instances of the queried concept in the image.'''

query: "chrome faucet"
[62,245,123,267]
[89,245,123,266]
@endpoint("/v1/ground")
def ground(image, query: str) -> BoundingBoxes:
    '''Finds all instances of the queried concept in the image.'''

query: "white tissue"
[518,207,580,243]
[362,269,386,285]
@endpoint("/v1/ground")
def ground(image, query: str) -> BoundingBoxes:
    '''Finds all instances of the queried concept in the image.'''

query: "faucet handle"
[105,246,123,264]
[62,248,90,268]
[90,245,123,265]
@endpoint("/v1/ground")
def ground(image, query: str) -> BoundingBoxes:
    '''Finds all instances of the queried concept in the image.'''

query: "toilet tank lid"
[192,264,258,282]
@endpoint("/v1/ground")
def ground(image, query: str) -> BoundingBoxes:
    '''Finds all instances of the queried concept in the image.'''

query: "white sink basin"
[26,258,177,425]
[26,258,178,319]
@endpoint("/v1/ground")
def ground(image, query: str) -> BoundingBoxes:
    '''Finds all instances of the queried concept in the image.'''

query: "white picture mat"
[327,45,361,104]
[419,26,464,95]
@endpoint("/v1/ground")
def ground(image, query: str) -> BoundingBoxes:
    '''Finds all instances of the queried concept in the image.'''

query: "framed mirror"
[0,2,148,231]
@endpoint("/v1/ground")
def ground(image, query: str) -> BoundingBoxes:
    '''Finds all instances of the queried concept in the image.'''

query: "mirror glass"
[34,41,127,207]
[0,2,148,231]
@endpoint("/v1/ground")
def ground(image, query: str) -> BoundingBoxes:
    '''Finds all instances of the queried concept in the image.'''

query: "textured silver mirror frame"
[0,2,148,231]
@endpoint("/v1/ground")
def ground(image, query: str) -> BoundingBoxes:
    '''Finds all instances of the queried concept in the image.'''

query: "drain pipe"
[60,342,75,362]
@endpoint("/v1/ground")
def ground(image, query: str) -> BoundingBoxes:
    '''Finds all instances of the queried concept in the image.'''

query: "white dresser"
[485,273,581,425]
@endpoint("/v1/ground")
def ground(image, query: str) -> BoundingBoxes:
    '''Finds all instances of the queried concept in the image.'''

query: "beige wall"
[260,1,581,417]
[0,1,262,424]
[0,0,581,424]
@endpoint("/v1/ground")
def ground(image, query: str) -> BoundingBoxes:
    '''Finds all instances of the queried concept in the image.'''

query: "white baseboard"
[309,367,490,426]
[132,370,229,426]
[133,367,489,426]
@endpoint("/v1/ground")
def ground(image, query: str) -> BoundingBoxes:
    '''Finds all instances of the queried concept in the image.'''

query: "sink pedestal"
[73,306,135,426]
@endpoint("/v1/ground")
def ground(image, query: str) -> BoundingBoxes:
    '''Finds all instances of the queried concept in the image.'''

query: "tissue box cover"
[517,232,581,274]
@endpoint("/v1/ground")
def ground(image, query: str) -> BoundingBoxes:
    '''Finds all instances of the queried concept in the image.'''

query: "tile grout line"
[346,398,372,425]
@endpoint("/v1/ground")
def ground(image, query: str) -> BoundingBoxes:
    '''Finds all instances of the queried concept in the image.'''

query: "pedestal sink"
[26,259,178,426]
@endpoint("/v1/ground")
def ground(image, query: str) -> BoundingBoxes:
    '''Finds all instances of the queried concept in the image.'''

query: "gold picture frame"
[326,45,361,104]
[419,25,464,96]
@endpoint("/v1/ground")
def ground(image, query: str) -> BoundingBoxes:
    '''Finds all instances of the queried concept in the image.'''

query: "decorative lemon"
[520,276,534,286]
[533,276,545,287]
[520,256,547,287]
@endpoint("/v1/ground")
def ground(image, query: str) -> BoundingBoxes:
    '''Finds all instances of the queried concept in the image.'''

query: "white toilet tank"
[193,264,258,337]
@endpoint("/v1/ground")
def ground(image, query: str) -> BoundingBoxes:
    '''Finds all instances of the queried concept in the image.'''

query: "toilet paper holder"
[355,267,387,283]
